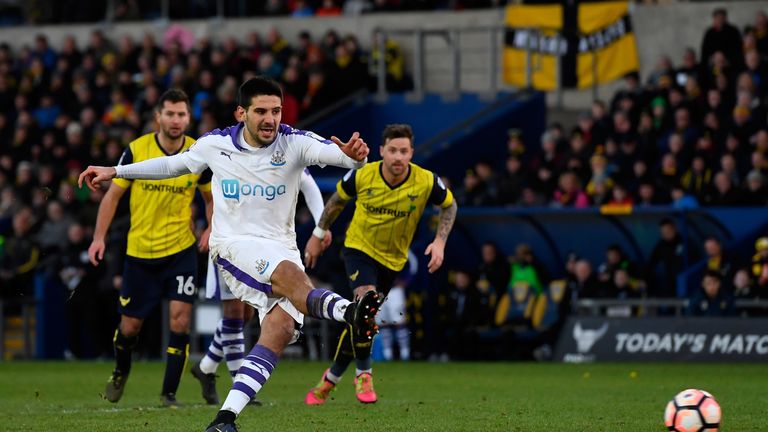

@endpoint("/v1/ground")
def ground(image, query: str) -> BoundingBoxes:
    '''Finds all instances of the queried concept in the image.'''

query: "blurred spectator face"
[751,151,766,170]
[475,162,493,180]
[611,185,629,202]
[67,223,84,244]
[46,200,64,221]
[506,156,521,174]
[661,153,677,172]
[674,108,690,130]
[707,89,721,108]
[613,111,630,133]
[606,247,621,264]
[38,165,54,186]
[16,163,33,185]
[454,271,471,290]
[668,134,684,154]
[714,172,731,193]
[638,111,652,132]
[660,222,676,241]
[570,133,585,153]
[755,130,768,152]
[574,260,592,283]
[702,274,721,298]
[696,135,713,152]
[633,160,647,178]
[748,172,764,191]
[712,10,726,30]
[692,156,706,173]
[258,52,275,71]
[720,154,736,173]
[682,48,696,67]
[463,171,479,190]
[591,101,605,120]
[745,50,759,71]
[704,238,721,257]
[380,136,413,178]
[559,172,578,193]
[737,73,755,93]
[614,268,630,289]
[733,269,751,291]
[13,207,34,235]
[155,99,190,141]
[715,74,729,93]
[711,51,727,69]
[668,88,684,107]
[481,243,498,264]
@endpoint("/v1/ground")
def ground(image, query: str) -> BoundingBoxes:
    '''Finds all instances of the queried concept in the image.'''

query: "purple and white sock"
[221,344,278,415]
[199,321,224,374]
[306,288,351,322]
[220,318,245,378]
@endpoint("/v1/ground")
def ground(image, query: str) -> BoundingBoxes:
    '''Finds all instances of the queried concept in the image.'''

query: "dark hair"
[238,76,283,108]
[712,8,727,18]
[703,269,722,281]
[659,217,675,227]
[157,88,190,111]
[381,124,414,146]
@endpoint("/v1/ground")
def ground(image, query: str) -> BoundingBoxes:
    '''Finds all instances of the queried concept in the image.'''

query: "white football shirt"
[169,123,361,250]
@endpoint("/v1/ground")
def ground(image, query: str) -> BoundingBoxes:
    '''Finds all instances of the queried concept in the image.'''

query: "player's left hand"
[198,227,211,252]
[78,166,117,191]
[331,132,369,162]
[425,240,445,273]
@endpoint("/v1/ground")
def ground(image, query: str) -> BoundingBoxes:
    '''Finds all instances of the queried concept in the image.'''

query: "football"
[664,389,721,432]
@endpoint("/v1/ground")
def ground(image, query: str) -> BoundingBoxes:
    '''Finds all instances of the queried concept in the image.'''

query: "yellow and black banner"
[503,1,639,90]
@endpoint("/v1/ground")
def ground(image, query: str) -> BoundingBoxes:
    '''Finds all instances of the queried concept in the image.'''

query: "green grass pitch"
[1,361,766,431]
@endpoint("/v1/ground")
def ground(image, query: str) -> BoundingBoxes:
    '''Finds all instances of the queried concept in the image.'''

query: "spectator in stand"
[703,236,734,282]
[706,171,744,206]
[551,171,589,208]
[316,0,342,16]
[647,217,699,298]
[751,237,768,291]
[585,154,614,206]
[701,8,743,71]
[597,244,638,286]
[569,259,605,299]
[681,154,713,201]
[477,241,510,300]
[529,130,564,197]
[743,170,768,205]
[507,243,547,297]
[0,206,39,301]
[671,183,700,209]
[688,270,734,316]
[496,154,529,206]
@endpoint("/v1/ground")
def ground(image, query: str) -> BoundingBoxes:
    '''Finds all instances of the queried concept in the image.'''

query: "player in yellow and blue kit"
[87,89,213,407]
[303,123,458,404]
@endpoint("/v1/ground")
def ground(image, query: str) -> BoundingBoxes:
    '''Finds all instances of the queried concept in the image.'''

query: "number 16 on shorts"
[176,275,196,296]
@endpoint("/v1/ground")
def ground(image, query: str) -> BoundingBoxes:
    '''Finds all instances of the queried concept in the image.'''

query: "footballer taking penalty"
[304,123,457,404]
[79,76,381,432]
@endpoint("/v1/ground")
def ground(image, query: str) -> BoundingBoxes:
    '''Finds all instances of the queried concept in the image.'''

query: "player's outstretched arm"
[88,182,128,266]
[425,200,458,273]
[304,191,349,268]
[78,166,117,192]
[330,132,369,162]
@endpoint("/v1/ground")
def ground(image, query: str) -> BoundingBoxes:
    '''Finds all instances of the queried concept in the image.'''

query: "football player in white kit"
[79,76,381,432]
[191,168,330,406]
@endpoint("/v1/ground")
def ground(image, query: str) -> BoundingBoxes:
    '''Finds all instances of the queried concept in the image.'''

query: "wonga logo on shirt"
[221,179,287,201]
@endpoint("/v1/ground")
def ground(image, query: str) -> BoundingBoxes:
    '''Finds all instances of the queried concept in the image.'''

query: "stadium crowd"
[436,8,768,360]
[1,6,768,361]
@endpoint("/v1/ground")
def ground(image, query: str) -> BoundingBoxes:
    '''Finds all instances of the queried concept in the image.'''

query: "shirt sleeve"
[300,168,324,225]
[428,172,454,208]
[197,168,213,193]
[297,133,366,169]
[336,169,357,201]
[112,146,134,189]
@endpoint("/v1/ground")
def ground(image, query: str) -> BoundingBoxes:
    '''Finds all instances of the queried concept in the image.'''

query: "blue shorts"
[342,247,398,296]
[119,245,198,318]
